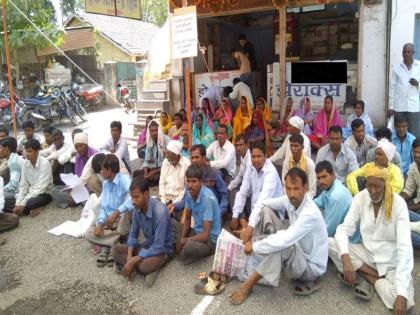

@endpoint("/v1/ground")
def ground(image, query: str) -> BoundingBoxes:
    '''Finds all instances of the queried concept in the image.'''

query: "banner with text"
[171,6,198,60]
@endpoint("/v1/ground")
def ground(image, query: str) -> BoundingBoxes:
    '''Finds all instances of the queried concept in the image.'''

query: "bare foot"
[29,208,42,217]
[229,285,252,305]
[13,208,24,216]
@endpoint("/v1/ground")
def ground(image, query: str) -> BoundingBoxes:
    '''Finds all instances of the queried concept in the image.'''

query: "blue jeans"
[409,210,420,249]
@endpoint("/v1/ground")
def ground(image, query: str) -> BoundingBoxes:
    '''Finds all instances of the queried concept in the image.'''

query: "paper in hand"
[60,173,90,203]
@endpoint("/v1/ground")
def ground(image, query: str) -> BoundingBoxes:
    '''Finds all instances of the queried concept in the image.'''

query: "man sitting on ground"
[159,140,190,208]
[347,139,403,196]
[316,126,359,184]
[73,133,97,178]
[112,177,174,287]
[206,124,236,184]
[174,165,221,265]
[85,154,132,267]
[0,177,19,233]
[401,138,420,212]
[13,139,53,217]
[392,118,415,177]
[227,134,251,209]
[231,141,282,243]
[41,126,55,149]
[40,129,72,185]
[172,144,228,217]
[282,134,316,198]
[17,120,41,156]
[366,126,402,170]
[230,168,328,305]
[329,165,414,312]
[314,161,355,238]
[0,126,9,183]
[345,119,377,167]
[100,121,131,172]
[0,137,23,212]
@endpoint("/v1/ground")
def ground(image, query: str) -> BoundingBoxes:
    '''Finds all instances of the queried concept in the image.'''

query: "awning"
[37,28,95,56]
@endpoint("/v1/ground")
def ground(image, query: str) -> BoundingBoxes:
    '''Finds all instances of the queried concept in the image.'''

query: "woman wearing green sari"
[192,113,215,148]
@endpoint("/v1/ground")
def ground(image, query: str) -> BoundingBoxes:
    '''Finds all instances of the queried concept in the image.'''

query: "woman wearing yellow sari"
[159,111,173,135]
[232,96,253,143]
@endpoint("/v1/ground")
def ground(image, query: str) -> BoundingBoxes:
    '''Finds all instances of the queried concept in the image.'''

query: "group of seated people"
[1,91,419,313]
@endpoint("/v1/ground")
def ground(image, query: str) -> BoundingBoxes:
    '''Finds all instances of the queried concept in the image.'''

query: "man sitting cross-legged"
[112,177,174,287]
[329,164,414,313]
[230,168,328,304]
[173,164,222,265]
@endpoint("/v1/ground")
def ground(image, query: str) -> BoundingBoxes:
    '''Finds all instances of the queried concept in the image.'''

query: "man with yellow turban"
[329,164,414,313]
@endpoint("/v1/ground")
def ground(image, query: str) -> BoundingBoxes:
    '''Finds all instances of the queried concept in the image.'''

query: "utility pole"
[2,0,17,137]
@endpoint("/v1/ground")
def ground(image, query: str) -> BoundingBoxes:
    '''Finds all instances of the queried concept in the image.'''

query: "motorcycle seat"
[22,97,52,106]
[0,99,10,109]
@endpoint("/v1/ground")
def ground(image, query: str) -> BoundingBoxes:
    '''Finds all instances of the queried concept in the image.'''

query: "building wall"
[357,0,388,127]
[95,35,135,69]
[389,1,420,72]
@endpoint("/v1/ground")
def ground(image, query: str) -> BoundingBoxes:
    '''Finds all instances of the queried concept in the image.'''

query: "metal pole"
[2,0,17,137]
[182,0,192,149]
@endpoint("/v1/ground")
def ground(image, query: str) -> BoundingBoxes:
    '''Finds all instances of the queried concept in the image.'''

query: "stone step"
[139,89,168,101]
[145,79,167,91]
[135,99,170,110]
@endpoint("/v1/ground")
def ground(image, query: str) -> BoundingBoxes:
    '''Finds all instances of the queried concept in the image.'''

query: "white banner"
[171,6,198,60]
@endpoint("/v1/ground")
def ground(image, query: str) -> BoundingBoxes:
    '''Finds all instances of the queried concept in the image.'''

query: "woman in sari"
[213,98,233,138]
[309,95,343,150]
[192,113,215,148]
[270,97,294,141]
[160,111,173,135]
[232,96,253,143]
[255,97,272,130]
[343,100,374,138]
[201,97,215,130]
[245,111,266,145]
[292,97,314,136]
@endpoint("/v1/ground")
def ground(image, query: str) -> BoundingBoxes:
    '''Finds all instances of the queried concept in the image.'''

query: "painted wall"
[357,0,388,127]
[95,35,135,69]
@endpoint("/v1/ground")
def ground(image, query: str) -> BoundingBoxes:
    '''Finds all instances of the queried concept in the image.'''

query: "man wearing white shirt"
[270,116,311,168]
[230,141,283,243]
[230,167,328,305]
[329,165,414,313]
[229,78,254,107]
[206,125,236,184]
[228,135,251,210]
[344,119,377,167]
[389,43,420,138]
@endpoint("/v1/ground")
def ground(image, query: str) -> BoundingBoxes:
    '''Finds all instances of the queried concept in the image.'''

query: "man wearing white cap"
[159,140,190,211]
[347,139,404,196]
[73,133,97,178]
[270,116,311,168]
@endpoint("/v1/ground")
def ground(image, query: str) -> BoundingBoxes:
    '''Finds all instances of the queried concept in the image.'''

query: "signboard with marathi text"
[171,6,198,59]
[85,0,141,20]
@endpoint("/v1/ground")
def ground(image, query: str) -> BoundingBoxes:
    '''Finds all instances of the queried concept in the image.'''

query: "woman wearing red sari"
[308,95,343,150]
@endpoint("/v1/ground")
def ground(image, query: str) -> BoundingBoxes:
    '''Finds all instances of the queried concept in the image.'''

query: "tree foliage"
[61,0,84,17]
[140,0,168,26]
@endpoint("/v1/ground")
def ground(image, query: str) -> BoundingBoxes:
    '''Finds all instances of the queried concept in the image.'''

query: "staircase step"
[139,90,167,101]
[146,80,167,90]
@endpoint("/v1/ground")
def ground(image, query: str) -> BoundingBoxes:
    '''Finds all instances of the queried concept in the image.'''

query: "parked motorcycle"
[0,82,25,129]
[72,76,104,111]
[67,84,88,122]
[116,82,134,112]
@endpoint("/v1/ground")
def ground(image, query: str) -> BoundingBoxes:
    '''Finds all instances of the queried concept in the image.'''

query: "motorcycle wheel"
[64,101,79,126]
[21,108,43,132]
[74,99,88,122]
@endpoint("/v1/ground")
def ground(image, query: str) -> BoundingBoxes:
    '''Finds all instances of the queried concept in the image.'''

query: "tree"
[140,0,168,27]
[0,0,63,81]
[61,0,84,18]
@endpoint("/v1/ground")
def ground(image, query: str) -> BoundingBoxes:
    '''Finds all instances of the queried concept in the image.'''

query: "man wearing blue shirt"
[392,118,415,177]
[175,164,221,265]
[85,154,132,267]
[111,177,174,287]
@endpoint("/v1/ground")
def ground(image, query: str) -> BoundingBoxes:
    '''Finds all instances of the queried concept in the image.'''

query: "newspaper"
[212,229,263,281]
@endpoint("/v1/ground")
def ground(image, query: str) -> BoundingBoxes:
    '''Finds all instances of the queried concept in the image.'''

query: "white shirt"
[254,194,329,277]
[58,145,77,164]
[389,59,420,112]
[281,154,317,199]
[100,137,130,163]
[270,132,311,165]
[232,159,283,227]
[334,190,413,298]
[206,140,236,177]
[229,82,254,107]
[40,142,72,163]
[228,149,251,191]
[79,152,129,185]
[16,155,53,207]
[0,177,4,212]
[159,156,190,204]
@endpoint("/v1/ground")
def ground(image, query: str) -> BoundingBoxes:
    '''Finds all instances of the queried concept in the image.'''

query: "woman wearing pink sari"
[213,98,233,138]
[308,95,343,150]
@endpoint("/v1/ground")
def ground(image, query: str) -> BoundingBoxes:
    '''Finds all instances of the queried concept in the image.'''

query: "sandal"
[107,252,114,267]
[353,278,374,301]
[338,273,359,287]
[96,247,109,267]
[294,279,321,296]
[194,276,225,295]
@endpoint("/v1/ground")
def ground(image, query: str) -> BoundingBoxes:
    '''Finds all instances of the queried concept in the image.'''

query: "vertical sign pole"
[278,3,286,120]
[182,0,192,149]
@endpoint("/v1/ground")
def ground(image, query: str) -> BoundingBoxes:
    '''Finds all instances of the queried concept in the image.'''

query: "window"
[415,14,420,57]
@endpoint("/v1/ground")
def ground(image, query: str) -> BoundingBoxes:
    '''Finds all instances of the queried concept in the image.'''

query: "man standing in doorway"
[389,43,420,138]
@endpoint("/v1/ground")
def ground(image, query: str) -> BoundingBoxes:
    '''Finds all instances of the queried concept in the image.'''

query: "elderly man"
[73,133,97,178]
[206,124,236,184]
[282,134,316,198]
[347,139,404,196]
[159,140,190,208]
[345,119,377,167]
[231,141,283,243]
[389,43,420,138]
[270,116,311,167]
[366,127,402,170]
[329,165,414,312]
[316,126,359,183]
[230,168,328,305]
